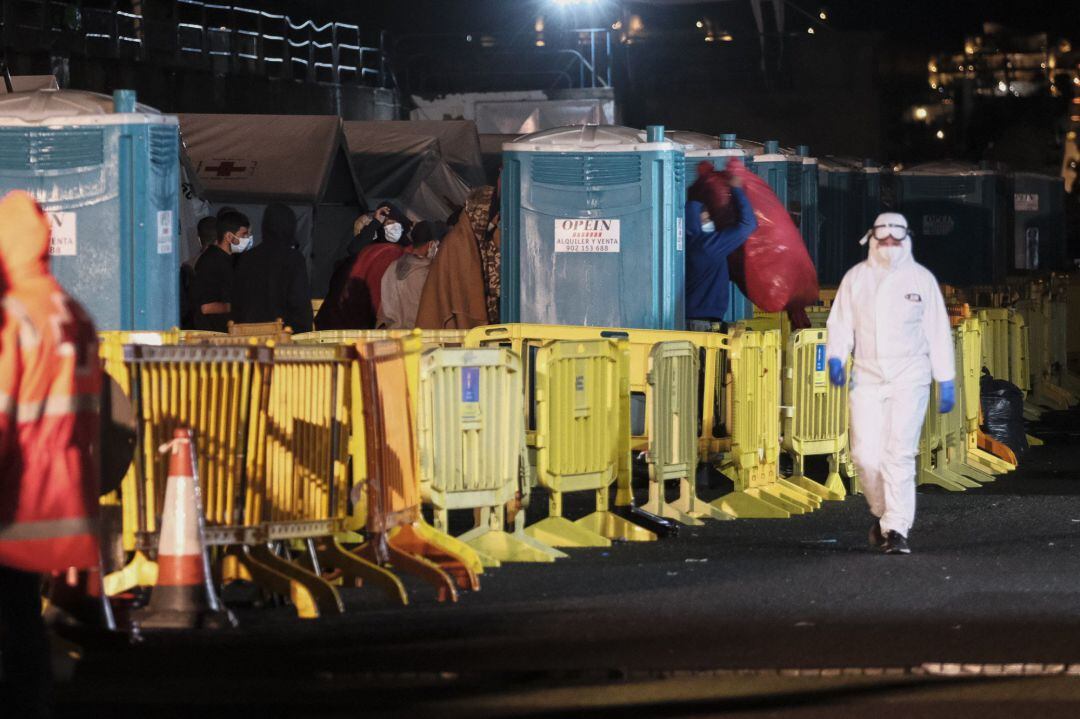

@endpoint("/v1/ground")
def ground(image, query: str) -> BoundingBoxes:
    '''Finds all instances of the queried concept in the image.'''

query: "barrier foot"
[789,474,845,502]
[104,550,159,596]
[950,461,995,484]
[967,448,1014,475]
[1027,434,1045,447]
[316,539,409,606]
[409,519,488,577]
[1023,403,1045,421]
[578,511,657,542]
[231,545,343,619]
[918,470,969,491]
[389,524,480,592]
[356,538,459,603]
[770,479,822,513]
[525,516,611,548]
[642,493,705,527]
[711,490,791,519]
[1033,386,1071,411]
[461,528,559,563]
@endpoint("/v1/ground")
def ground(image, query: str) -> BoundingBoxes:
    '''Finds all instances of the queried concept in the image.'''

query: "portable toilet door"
[818,157,883,284]
[0,89,180,330]
[895,161,1008,286]
[1009,172,1068,273]
[501,124,685,330]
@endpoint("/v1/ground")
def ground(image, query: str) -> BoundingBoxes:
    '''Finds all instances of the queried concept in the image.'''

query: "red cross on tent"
[201,160,253,178]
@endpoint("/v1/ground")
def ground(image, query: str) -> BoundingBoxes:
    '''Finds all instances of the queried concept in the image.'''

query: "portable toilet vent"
[0,88,180,330]
[501,124,685,329]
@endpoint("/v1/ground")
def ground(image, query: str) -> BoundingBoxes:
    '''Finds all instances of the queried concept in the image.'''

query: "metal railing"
[0,0,388,87]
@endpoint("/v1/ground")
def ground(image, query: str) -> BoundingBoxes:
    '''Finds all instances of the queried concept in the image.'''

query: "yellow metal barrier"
[641,341,728,524]
[1049,273,1080,395]
[781,328,848,502]
[977,308,1010,381]
[464,323,734,486]
[228,319,294,338]
[525,339,655,547]
[294,328,468,349]
[419,347,565,563]
[712,328,822,519]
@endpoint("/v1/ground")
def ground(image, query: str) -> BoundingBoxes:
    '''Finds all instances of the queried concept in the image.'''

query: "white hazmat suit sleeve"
[922,275,956,383]
[824,275,855,363]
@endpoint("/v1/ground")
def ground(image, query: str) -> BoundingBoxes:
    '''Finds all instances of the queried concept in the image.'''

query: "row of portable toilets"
[0,87,1068,337]
[99,273,1078,619]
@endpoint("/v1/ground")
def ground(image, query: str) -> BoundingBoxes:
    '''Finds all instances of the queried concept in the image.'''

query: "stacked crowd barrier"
[465,324,731,523]
[101,335,485,616]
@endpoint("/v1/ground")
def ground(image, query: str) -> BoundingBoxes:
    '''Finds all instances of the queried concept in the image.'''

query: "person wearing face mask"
[191,210,251,332]
[316,203,413,330]
[231,203,314,333]
[825,212,956,555]
[684,171,757,332]
[377,220,447,330]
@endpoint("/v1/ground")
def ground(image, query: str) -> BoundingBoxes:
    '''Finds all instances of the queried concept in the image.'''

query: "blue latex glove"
[827,357,846,387]
[938,380,956,414]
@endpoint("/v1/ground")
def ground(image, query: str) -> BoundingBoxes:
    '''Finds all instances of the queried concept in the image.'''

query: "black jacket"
[232,203,314,333]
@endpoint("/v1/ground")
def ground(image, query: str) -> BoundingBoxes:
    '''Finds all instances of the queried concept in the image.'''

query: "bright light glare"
[819,10,827,20]
[552,0,597,5]
[696,20,704,28]
[998,81,1007,92]
[936,130,945,140]
[807,27,815,34]
[914,107,928,120]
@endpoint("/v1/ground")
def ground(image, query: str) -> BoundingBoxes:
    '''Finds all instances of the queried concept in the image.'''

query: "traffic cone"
[134,428,234,630]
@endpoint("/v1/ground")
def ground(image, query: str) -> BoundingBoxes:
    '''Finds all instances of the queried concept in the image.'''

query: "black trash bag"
[979,369,1028,457]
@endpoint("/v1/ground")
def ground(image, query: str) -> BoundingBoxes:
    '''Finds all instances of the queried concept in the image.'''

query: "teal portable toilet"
[501,124,685,329]
[784,145,820,268]
[818,157,882,284]
[748,139,788,208]
[894,161,1007,286]
[1008,172,1067,272]
[0,89,180,330]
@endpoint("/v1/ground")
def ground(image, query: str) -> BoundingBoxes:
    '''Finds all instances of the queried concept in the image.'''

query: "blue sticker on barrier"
[462,367,480,403]
[815,344,826,372]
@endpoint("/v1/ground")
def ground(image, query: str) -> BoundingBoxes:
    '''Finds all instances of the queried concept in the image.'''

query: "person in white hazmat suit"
[825,212,956,554]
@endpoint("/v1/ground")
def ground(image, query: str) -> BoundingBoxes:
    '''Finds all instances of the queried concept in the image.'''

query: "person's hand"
[729,173,743,189]
[827,357,846,387]
[374,206,391,223]
[938,380,955,414]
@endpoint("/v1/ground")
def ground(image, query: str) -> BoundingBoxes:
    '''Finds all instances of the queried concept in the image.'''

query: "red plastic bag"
[689,159,818,328]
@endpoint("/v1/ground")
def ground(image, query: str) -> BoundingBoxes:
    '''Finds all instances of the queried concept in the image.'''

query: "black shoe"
[868,522,885,548]
[882,530,911,555]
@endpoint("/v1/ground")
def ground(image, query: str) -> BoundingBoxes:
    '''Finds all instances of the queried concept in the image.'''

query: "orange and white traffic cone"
[134,428,234,630]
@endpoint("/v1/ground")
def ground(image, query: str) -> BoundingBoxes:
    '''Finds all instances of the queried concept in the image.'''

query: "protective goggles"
[870,222,911,241]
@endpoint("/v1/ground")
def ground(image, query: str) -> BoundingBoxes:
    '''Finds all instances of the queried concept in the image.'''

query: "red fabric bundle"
[689,159,818,328]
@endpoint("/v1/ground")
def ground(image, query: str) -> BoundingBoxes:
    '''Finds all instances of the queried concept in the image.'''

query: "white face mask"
[232,232,254,253]
[700,221,716,234]
[882,246,905,264]
[384,223,404,243]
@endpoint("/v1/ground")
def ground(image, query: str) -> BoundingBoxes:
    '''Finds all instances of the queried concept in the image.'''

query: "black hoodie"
[232,203,314,333]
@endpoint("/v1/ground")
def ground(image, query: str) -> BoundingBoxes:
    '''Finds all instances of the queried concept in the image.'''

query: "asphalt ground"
[54,407,1080,717]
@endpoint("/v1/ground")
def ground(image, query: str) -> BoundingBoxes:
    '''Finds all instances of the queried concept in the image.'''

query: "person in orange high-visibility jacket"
[0,190,102,717]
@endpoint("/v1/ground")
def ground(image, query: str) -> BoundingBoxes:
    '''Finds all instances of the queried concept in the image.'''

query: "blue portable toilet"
[818,157,883,284]
[894,161,1008,286]
[0,89,180,330]
[501,124,685,329]
[1008,172,1068,272]
[783,145,820,268]
[747,139,789,208]
[666,131,754,323]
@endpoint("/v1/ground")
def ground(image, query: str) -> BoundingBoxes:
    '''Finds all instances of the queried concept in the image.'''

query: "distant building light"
[964,42,975,55]
[696,20,704,28]
[466,34,473,42]
[819,10,828,20]
[535,17,544,32]
[720,32,733,42]
[998,80,1007,92]
[914,107,928,120]
[928,61,938,73]
[807,27,815,35]
[705,35,714,42]
[1040,62,1047,69]
[536,39,545,47]
[936,130,945,140]
[1073,76,1080,86]
[611,20,622,30]
[930,81,938,89]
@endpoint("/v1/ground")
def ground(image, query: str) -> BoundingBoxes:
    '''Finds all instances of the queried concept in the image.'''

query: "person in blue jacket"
[685,173,758,332]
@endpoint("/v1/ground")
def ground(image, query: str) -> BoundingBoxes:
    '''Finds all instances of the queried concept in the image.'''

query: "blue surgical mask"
[701,221,716,233]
